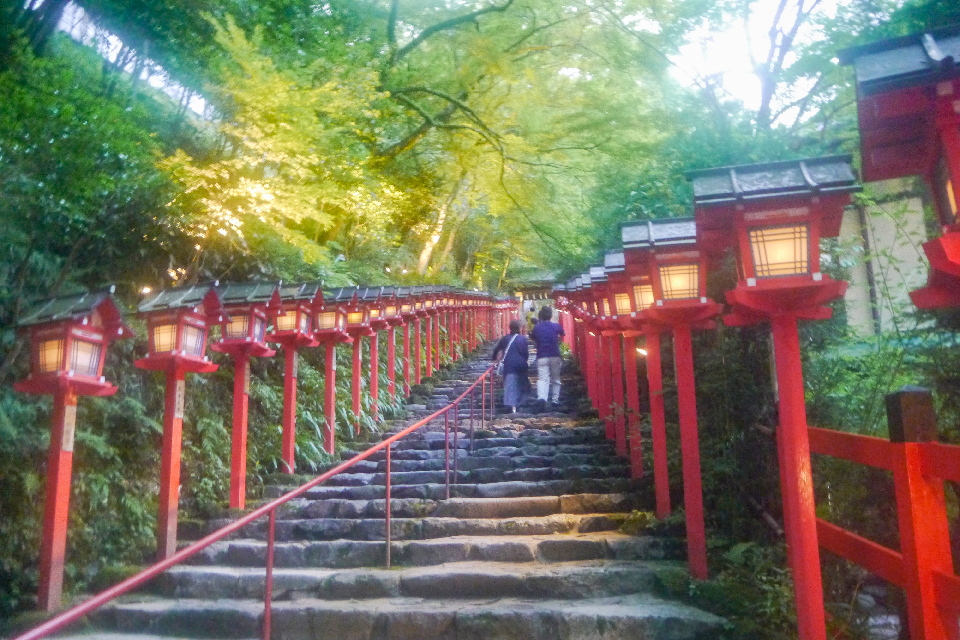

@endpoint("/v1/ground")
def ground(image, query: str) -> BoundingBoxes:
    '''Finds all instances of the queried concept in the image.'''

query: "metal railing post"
[470,390,475,452]
[385,443,391,568]
[444,410,450,500]
[481,376,486,432]
[263,508,275,640]
[453,404,459,485]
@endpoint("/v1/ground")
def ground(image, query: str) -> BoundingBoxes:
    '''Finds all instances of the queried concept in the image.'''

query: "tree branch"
[393,0,517,63]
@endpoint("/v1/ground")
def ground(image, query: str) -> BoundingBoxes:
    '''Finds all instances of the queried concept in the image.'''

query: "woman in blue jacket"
[492,319,530,413]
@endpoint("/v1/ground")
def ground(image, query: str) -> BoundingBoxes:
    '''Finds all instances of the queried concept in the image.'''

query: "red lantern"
[14,288,133,611]
[312,288,351,454]
[266,282,322,474]
[210,282,278,510]
[691,155,860,640]
[838,28,960,308]
[378,286,403,401]
[136,283,224,560]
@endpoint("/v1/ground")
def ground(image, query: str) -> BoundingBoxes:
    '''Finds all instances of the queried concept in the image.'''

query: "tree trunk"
[417,178,464,274]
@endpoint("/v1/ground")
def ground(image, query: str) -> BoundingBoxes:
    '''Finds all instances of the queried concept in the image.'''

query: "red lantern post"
[379,286,402,402]
[691,155,860,640]
[397,287,419,394]
[266,282,322,474]
[363,287,387,421]
[15,289,133,611]
[314,290,350,454]
[603,251,645,478]
[622,218,720,580]
[136,284,224,560]
[839,29,960,308]
[210,283,278,510]
[332,288,374,434]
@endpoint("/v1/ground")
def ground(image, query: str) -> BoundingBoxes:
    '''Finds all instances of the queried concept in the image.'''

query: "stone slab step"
[157,560,676,600]
[96,593,722,640]
[320,465,629,488]
[297,453,622,476]
[185,533,682,569]
[208,513,626,542]
[264,478,643,501]
[216,495,637,529]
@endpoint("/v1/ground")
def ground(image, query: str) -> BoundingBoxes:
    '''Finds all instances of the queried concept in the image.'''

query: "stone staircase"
[59,347,723,640]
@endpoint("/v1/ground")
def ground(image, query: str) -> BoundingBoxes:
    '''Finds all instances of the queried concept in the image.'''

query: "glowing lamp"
[689,156,859,321]
[137,284,223,370]
[211,282,277,359]
[839,29,960,308]
[266,282,322,346]
[16,288,132,396]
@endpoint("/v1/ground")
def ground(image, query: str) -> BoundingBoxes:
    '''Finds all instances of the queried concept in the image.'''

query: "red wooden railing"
[13,364,497,640]
[808,387,960,640]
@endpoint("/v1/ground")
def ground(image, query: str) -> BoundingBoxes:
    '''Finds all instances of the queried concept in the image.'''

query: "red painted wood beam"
[37,388,78,611]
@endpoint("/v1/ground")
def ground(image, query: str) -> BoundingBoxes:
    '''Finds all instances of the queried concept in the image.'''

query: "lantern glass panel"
[386,305,398,317]
[426,300,434,308]
[633,285,655,310]
[749,224,809,277]
[152,324,177,353]
[182,325,205,356]
[659,263,700,299]
[934,156,959,225]
[615,293,631,315]
[299,312,310,333]
[401,304,412,314]
[317,311,338,330]
[70,340,102,376]
[347,311,364,325]
[254,317,266,342]
[38,338,64,373]
[370,308,380,319]
[276,310,298,332]
[602,299,611,317]
[225,314,250,340]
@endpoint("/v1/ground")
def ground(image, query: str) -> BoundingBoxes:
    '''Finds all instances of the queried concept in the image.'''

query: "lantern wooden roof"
[690,156,860,251]
[216,282,279,306]
[139,282,225,320]
[19,287,130,337]
[621,218,697,249]
[838,26,960,182]
[689,156,859,207]
[603,252,626,275]
[276,281,322,303]
[838,26,960,97]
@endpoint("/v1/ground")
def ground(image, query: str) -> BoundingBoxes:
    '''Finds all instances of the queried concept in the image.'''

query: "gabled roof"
[276,282,322,302]
[688,156,859,206]
[139,282,222,315]
[216,282,279,306]
[589,266,607,283]
[837,25,960,96]
[19,287,126,331]
[622,218,697,249]
[604,252,626,273]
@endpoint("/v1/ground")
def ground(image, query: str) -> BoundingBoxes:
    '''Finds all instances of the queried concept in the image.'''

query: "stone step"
[320,465,629,488]
[289,452,623,475]
[222,494,637,528]
[156,560,675,600]
[186,533,682,569]
[95,593,722,640]
[264,477,645,501]
[333,445,618,463]
[207,512,627,542]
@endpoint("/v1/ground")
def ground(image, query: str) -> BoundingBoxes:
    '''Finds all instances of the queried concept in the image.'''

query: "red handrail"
[13,363,498,640]
[808,423,960,639]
